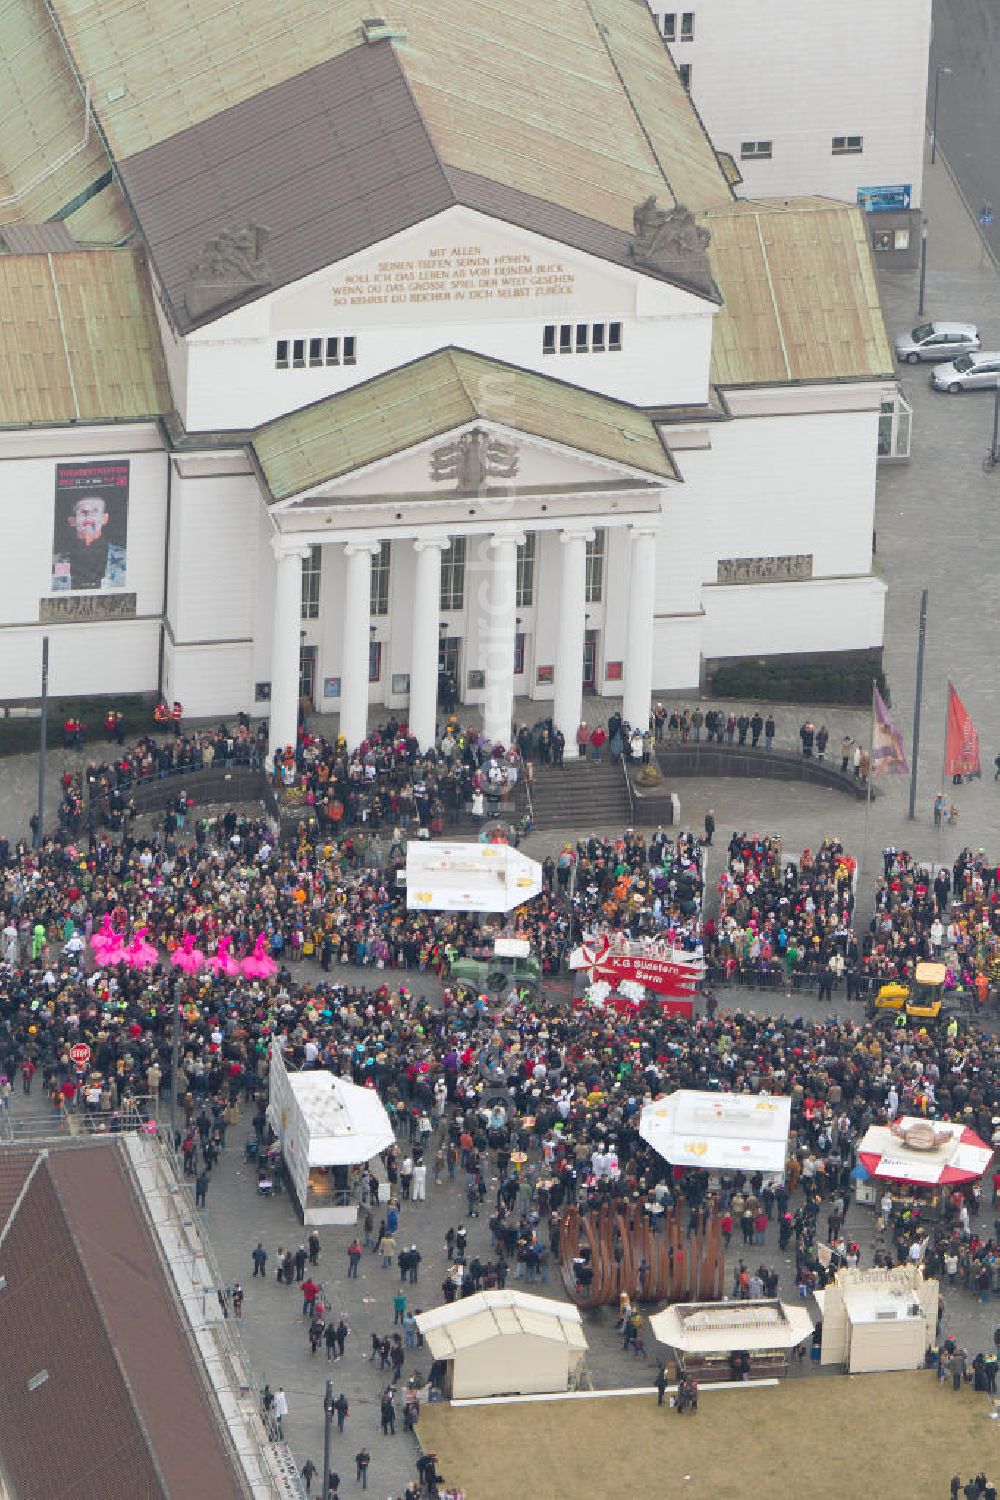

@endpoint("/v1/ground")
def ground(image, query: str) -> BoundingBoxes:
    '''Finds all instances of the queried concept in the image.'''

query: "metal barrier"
[620,753,636,827]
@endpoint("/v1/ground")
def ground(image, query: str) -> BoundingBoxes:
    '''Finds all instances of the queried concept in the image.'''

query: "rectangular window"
[516,533,536,608]
[440,534,467,611]
[575,322,589,353]
[275,339,289,369]
[586,530,605,604]
[325,336,340,364]
[513,632,525,676]
[308,336,323,367]
[542,324,556,355]
[369,640,382,683]
[662,11,676,39]
[592,322,606,351]
[558,324,572,354]
[608,321,623,352]
[370,540,391,617]
[292,338,306,368]
[832,135,863,154]
[680,11,694,39]
[740,140,772,160]
[301,543,322,620]
[343,335,357,365]
[678,62,691,89]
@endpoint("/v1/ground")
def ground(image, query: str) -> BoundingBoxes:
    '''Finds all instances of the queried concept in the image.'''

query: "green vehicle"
[449,937,541,997]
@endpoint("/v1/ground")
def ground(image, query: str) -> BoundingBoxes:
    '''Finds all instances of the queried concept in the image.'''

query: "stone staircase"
[522,757,632,832]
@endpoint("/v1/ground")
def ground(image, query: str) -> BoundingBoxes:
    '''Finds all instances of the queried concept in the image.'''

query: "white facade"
[174,209,716,434]
[648,1,931,207]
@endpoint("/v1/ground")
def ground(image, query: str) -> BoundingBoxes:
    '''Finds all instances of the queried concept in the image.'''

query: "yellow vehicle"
[872,981,908,1012]
[872,962,948,1020]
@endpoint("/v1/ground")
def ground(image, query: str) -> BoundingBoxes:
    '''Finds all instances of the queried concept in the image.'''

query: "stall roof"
[289,1071,394,1166]
[857,1118,993,1187]
[639,1090,791,1174]
[650,1298,813,1353]
[416,1290,586,1359]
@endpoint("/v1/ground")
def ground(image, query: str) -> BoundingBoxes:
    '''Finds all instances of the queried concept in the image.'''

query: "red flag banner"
[945,682,981,778]
[871,686,909,776]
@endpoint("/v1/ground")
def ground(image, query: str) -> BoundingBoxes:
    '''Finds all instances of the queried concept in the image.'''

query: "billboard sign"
[857,184,911,214]
[51,460,129,593]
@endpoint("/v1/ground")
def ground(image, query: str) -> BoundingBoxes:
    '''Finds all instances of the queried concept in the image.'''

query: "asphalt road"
[930,0,1000,255]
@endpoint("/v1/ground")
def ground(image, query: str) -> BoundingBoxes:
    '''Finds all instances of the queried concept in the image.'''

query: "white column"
[480,530,524,750]
[267,541,309,762]
[410,536,449,750]
[622,526,658,730]
[341,541,379,750]
[553,527,594,759]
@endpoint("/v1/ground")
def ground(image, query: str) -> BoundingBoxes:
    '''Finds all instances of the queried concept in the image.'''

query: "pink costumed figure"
[171,932,206,975]
[123,927,159,971]
[90,914,125,966]
[241,934,277,982]
[206,934,241,979]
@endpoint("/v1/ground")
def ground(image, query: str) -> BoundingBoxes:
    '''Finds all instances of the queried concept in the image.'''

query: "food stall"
[267,1045,394,1224]
[816,1265,938,1373]
[649,1299,813,1382]
[855,1116,993,1219]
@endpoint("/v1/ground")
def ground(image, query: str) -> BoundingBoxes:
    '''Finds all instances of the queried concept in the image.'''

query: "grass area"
[418,1372,996,1500]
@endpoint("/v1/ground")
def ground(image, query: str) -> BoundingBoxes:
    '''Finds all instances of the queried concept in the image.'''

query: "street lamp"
[931,65,952,165]
[322,1380,335,1497]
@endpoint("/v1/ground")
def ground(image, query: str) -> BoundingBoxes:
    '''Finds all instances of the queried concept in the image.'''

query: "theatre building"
[0,0,894,758]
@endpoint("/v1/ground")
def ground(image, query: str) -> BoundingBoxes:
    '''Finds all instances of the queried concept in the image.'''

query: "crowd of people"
[4,765,1000,1494]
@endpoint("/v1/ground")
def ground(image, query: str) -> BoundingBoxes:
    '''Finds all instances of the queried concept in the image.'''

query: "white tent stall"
[416,1290,587,1399]
[639,1091,791,1175]
[267,1046,394,1224]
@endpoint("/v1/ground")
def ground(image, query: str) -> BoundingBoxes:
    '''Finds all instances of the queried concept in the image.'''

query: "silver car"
[894,321,981,363]
[930,351,1000,392]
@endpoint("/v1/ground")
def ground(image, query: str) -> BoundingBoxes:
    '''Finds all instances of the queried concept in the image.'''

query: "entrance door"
[438,635,461,709]
[582,629,598,693]
[298,644,317,708]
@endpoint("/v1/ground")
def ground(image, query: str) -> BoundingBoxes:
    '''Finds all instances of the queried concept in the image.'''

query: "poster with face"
[51,460,129,593]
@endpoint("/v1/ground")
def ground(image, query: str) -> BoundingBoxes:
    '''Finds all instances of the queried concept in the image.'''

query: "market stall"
[267,1046,394,1224]
[416,1290,587,1399]
[855,1116,993,1218]
[649,1299,813,1382]
[817,1265,938,1373]
[639,1090,791,1175]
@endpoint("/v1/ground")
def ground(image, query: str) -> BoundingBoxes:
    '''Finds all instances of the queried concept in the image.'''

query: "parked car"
[894,320,981,363]
[930,350,1000,393]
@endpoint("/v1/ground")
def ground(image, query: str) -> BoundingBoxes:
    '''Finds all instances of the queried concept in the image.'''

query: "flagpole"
[907,587,928,820]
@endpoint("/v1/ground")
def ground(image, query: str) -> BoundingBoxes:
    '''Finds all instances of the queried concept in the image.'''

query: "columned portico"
[410,536,449,749]
[268,541,310,760]
[553,527,594,758]
[622,526,658,730]
[480,530,524,749]
[341,541,379,749]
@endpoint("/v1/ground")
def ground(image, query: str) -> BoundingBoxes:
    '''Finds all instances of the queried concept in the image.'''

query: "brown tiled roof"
[0,1145,247,1500]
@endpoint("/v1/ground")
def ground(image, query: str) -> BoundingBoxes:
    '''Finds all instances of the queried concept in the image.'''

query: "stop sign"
[69,1043,91,1071]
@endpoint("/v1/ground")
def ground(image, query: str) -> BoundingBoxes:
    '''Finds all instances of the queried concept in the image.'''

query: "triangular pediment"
[253,347,676,506]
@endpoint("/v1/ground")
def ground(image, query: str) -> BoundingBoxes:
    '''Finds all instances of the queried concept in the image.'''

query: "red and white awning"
[857,1118,993,1186]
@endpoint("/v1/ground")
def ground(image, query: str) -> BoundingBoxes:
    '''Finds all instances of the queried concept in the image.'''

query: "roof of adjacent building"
[702,197,894,386]
[0,1143,247,1500]
[253,347,678,501]
[0,248,172,425]
[0,0,134,243]
[56,0,732,330]
[416,1289,587,1358]
[0,221,78,254]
